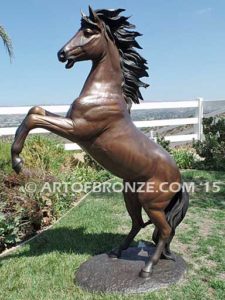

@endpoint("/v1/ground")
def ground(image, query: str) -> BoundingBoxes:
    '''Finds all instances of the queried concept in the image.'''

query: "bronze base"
[75,245,187,294]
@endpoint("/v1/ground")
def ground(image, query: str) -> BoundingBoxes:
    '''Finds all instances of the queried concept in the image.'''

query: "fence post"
[150,130,157,143]
[195,97,203,141]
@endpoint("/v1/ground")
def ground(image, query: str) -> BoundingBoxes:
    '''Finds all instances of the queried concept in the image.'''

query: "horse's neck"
[79,51,123,98]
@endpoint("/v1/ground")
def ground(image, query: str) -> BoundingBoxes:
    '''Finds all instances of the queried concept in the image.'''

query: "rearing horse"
[11,7,189,278]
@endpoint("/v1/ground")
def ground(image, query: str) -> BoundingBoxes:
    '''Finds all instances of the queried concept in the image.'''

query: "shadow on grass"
[0,226,130,265]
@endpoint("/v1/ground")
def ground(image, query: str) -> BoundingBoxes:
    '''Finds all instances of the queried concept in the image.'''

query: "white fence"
[0,98,203,150]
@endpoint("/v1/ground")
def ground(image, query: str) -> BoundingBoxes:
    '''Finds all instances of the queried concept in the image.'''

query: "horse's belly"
[80,124,180,182]
[80,135,157,180]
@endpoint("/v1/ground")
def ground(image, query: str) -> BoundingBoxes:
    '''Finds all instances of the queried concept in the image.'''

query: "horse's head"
[58,7,149,107]
[58,6,109,68]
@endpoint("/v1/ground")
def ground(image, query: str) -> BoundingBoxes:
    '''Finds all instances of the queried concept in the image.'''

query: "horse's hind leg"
[108,182,144,258]
[139,194,172,278]
[153,227,175,260]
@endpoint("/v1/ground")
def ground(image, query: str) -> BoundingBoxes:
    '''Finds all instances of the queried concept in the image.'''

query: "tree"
[0,25,13,60]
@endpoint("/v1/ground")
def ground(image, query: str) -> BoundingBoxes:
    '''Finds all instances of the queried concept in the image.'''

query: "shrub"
[172,149,196,169]
[0,182,42,252]
[155,134,198,169]
[22,135,68,174]
[0,137,113,253]
[156,134,172,153]
[0,212,20,252]
[193,117,225,171]
[0,176,42,252]
[83,153,104,171]
[0,135,69,176]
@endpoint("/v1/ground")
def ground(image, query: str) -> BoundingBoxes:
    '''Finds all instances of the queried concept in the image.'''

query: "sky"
[0,0,225,107]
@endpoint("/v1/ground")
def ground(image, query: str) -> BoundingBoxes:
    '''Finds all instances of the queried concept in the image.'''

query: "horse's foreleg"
[27,106,61,117]
[11,114,76,173]
[14,106,63,139]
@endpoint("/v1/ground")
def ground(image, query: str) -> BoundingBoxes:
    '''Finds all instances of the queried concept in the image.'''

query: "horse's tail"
[152,183,189,244]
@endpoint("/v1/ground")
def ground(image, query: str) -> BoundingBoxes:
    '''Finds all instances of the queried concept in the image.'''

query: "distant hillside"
[139,100,225,146]
[1,100,225,147]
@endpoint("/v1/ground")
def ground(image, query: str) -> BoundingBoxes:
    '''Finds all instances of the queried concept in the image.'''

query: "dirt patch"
[218,272,225,281]
[198,218,214,237]
[172,240,192,262]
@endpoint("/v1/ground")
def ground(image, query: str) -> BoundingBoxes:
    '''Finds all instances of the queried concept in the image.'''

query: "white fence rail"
[0,98,203,150]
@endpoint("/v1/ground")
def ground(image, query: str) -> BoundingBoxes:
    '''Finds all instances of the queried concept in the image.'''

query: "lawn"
[0,170,225,300]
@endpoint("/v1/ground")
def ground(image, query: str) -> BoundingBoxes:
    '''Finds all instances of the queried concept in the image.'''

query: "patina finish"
[11,7,189,278]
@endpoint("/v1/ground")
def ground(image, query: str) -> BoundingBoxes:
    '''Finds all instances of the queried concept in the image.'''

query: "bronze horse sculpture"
[11,7,189,278]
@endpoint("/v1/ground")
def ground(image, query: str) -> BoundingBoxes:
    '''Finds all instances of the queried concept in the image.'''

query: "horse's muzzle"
[57,50,67,62]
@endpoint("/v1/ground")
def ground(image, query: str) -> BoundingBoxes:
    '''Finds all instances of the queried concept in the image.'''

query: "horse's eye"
[84,29,93,37]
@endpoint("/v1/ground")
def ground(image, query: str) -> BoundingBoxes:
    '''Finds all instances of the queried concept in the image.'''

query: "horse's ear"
[88,5,101,23]
[80,9,86,18]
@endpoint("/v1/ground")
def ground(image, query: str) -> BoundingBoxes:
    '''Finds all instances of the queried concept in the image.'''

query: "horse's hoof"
[139,269,152,278]
[12,157,23,174]
[161,251,176,261]
[108,249,121,259]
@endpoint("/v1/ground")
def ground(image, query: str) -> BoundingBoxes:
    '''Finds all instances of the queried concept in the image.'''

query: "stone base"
[75,245,187,294]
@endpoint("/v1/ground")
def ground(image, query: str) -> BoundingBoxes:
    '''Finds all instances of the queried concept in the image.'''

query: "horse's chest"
[65,105,87,122]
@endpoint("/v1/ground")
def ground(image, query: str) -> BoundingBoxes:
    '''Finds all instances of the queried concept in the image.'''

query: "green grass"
[0,170,225,300]
[0,141,12,174]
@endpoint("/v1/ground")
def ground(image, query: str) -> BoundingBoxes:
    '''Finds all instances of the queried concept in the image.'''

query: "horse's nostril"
[58,50,66,62]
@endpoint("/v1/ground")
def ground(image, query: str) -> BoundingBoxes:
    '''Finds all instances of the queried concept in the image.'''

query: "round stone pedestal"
[75,245,187,294]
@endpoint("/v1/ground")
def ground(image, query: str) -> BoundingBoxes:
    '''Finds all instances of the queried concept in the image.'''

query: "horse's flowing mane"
[81,8,149,108]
